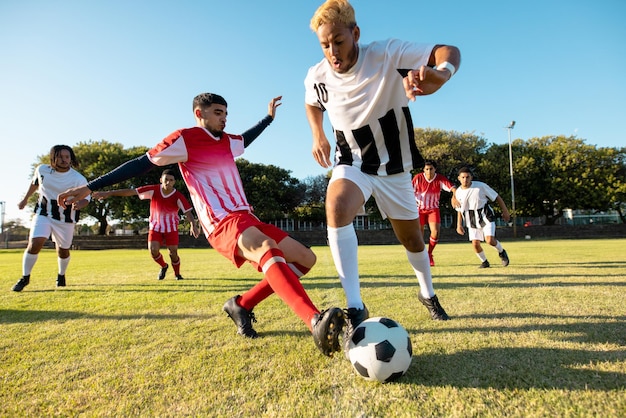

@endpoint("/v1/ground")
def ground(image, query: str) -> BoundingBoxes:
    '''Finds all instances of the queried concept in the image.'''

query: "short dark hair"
[458,166,473,175]
[424,160,438,169]
[161,168,176,178]
[50,145,79,169]
[192,93,227,111]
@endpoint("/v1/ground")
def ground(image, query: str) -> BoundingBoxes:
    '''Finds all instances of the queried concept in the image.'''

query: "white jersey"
[305,39,434,176]
[31,164,89,223]
[455,181,499,229]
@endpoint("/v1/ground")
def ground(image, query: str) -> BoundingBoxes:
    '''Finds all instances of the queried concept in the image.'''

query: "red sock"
[153,253,167,267]
[239,262,312,310]
[247,248,318,329]
[429,237,438,253]
[171,258,181,275]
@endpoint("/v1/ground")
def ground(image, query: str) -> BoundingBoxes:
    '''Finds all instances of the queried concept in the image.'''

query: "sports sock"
[239,262,312,310]
[249,248,318,329]
[22,252,38,276]
[428,236,438,253]
[152,253,167,267]
[328,224,363,309]
[406,250,435,299]
[171,258,181,275]
[476,251,488,262]
[58,256,70,275]
[493,241,503,252]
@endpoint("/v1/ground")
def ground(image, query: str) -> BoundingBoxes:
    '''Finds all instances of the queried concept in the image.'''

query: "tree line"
[26,130,625,234]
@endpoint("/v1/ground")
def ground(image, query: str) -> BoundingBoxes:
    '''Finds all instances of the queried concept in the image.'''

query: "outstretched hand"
[268,96,282,119]
[58,186,91,209]
[403,66,450,101]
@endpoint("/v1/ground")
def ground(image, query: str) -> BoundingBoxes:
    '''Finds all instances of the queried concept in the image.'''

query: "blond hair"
[310,0,356,32]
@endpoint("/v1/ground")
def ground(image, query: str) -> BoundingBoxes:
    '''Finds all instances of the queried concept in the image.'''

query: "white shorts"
[467,222,496,242]
[29,215,75,249]
[329,165,418,220]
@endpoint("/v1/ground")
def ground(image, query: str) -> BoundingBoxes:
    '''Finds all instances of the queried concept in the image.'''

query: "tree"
[413,128,489,180]
[236,159,305,220]
[294,174,329,223]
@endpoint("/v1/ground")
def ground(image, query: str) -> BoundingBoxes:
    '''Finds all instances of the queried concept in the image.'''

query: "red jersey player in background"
[93,169,199,280]
[411,161,458,267]
[58,94,345,357]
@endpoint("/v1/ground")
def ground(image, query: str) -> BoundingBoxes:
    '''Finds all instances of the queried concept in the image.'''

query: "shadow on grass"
[404,345,626,391]
[0,309,210,323]
[397,314,626,390]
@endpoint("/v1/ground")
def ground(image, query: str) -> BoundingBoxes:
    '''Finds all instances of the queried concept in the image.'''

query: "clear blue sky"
[1,0,625,225]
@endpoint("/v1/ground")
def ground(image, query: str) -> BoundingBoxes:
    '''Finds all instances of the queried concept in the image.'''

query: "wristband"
[436,61,456,78]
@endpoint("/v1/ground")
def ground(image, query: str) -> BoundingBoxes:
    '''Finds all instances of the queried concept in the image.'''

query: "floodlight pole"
[506,121,516,238]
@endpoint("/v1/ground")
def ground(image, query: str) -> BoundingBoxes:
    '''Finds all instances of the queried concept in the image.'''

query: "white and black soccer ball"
[348,317,413,383]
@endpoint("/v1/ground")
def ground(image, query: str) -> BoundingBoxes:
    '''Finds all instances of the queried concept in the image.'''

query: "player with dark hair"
[455,167,510,268]
[305,0,459,350]
[411,160,457,266]
[12,145,90,291]
[58,94,346,357]
[93,169,200,280]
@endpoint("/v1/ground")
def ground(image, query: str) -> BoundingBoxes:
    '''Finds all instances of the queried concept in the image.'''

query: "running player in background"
[93,169,199,280]
[455,166,510,268]
[411,161,458,267]
[58,94,345,357]
[305,0,459,347]
[12,145,90,291]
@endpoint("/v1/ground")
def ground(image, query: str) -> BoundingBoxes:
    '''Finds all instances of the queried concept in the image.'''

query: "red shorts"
[148,230,180,246]
[209,211,289,268]
[419,209,441,226]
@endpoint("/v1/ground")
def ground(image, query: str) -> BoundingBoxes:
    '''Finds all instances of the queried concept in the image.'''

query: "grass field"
[1,238,625,417]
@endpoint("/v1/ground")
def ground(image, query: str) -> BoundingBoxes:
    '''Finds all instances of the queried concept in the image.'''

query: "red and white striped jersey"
[146,127,250,236]
[135,184,193,233]
[411,173,455,211]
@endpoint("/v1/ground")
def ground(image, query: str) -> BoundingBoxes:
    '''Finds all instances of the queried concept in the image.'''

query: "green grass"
[1,239,625,417]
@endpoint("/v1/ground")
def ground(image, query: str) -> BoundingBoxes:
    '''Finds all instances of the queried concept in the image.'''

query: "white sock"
[494,241,503,252]
[58,256,70,275]
[406,250,435,299]
[23,252,38,276]
[476,251,488,262]
[328,224,363,309]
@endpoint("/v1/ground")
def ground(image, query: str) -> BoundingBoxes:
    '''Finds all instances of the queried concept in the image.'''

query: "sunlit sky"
[1,0,625,225]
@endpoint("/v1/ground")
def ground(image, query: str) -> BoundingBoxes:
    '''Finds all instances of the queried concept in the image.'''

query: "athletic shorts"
[29,215,75,249]
[467,222,496,242]
[419,209,441,226]
[209,211,288,267]
[329,165,418,220]
[148,230,179,246]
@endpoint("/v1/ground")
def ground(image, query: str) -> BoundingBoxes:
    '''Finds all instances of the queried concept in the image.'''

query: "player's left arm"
[494,195,511,223]
[183,208,200,238]
[404,44,461,101]
[242,96,282,148]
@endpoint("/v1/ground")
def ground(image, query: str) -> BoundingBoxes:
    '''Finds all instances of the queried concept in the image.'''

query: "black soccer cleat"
[175,275,184,280]
[56,274,66,287]
[12,276,30,292]
[158,264,169,280]
[311,307,345,357]
[418,293,450,321]
[499,249,510,267]
[223,295,258,338]
[343,305,369,358]
[478,260,490,269]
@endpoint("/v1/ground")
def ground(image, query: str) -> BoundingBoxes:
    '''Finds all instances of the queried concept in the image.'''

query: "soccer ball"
[347,317,413,383]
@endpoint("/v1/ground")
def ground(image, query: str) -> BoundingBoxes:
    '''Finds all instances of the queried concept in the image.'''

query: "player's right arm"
[92,189,139,200]
[18,181,39,210]
[58,155,156,208]
[306,103,332,168]
[456,210,465,235]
